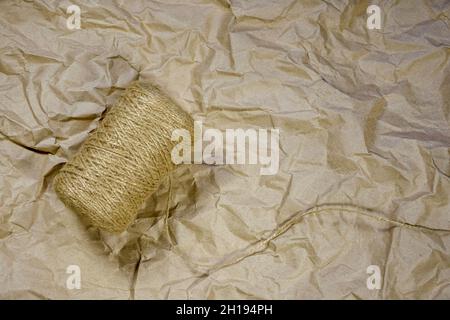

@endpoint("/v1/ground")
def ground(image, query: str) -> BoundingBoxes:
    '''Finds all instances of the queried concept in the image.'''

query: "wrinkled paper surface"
[0,0,449,299]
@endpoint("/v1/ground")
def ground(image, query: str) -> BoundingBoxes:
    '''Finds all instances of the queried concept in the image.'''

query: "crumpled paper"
[0,0,449,299]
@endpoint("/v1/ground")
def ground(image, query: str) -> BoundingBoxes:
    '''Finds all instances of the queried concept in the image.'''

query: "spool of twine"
[54,82,194,232]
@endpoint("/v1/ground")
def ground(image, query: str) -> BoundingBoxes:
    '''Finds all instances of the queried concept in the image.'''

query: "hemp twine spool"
[54,82,194,232]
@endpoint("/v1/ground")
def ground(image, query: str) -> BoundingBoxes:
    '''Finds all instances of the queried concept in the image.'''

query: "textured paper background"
[0,0,449,299]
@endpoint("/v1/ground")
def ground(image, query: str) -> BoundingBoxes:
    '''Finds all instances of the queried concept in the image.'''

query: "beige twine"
[54,82,194,232]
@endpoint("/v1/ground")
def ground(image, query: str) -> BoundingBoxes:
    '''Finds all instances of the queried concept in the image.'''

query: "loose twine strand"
[54,82,194,232]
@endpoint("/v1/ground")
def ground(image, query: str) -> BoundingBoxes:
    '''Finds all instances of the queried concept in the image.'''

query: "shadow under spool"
[54,82,194,232]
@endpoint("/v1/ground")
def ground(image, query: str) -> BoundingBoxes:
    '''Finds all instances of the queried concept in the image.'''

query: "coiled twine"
[54,82,194,232]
